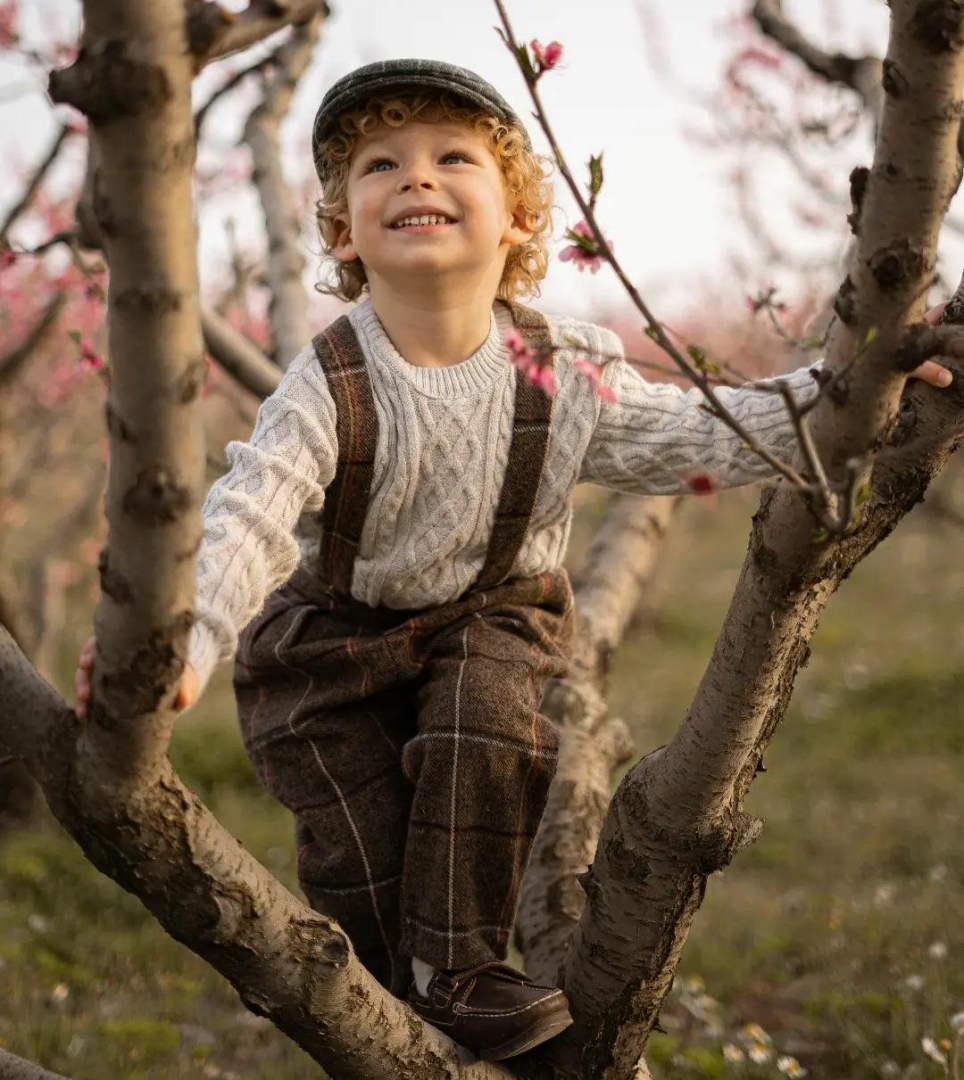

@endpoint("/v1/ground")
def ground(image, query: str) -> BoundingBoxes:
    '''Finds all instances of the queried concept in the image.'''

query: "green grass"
[4,485,964,1078]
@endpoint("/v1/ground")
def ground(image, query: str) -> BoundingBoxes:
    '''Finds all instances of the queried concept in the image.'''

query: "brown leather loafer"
[408,961,573,1061]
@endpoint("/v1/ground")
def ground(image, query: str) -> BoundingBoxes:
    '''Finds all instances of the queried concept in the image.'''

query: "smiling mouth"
[390,215,458,231]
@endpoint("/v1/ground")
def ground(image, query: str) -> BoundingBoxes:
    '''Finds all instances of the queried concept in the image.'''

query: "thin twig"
[493,0,810,491]
[0,124,73,243]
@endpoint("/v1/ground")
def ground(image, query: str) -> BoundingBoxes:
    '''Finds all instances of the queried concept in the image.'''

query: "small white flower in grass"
[950,1011,964,1033]
[929,863,949,883]
[742,1022,772,1045]
[723,1043,744,1063]
[50,983,69,1003]
[874,882,896,906]
[904,973,925,992]
[777,1056,807,1078]
[749,1042,772,1065]
[27,914,49,932]
[879,1061,900,1078]
[928,941,948,960]
[922,1037,947,1066]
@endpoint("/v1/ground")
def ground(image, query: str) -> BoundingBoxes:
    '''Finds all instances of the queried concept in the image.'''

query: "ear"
[502,201,535,247]
[331,211,358,263]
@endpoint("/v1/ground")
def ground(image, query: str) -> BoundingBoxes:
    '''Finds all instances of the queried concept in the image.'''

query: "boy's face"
[330,119,533,294]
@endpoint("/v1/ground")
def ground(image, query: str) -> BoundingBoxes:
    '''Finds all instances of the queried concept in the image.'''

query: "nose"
[396,159,438,193]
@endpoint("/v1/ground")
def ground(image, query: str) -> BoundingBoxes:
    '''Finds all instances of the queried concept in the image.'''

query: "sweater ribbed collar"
[349,296,513,398]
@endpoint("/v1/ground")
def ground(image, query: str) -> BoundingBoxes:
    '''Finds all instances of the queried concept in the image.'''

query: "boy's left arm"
[579,310,952,497]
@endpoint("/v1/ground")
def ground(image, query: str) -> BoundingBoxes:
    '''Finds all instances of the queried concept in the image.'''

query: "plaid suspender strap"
[312,316,378,595]
[312,303,554,597]
[474,301,555,591]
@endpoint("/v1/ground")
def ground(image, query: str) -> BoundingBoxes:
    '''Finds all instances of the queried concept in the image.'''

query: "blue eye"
[365,158,395,173]
[442,151,470,164]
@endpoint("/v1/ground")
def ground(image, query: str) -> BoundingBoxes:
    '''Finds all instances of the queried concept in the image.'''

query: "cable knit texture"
[188,297,821,696]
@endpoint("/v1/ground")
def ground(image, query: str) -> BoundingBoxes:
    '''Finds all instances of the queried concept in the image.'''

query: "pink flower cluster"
[531,39,563,73]
[505,329,619,404]
[560,220,614,275]
[505,327,556,397]
[573,359,617,404]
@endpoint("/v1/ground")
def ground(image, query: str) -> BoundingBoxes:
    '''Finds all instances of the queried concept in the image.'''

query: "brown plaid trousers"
[233,303,573,994]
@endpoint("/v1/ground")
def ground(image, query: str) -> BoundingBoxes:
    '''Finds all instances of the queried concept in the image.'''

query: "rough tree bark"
[549,4,964,1077]
[2,2,964,1079]
[242,15,319,366]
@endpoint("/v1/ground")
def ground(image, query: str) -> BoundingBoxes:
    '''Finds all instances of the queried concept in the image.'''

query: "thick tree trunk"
[550,5,964,1077]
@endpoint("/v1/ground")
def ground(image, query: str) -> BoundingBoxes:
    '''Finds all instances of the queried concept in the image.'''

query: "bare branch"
[202,307,282,399]
[188,0,327,70]
[0,294,65,388]
[751,0,884,117]
[194,50,279,138]
[0,1047,74,1080]
[518,495,676,985]
[0,124,73,243]
[243,14,320,365]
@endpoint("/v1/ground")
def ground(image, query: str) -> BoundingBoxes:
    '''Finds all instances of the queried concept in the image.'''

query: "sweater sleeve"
[579,339,823,495]
[187,343,337,698]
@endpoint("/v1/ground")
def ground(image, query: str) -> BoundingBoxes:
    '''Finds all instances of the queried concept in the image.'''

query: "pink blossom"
[531,39,563,72]
[686,472,717,496]
[559,220,613,275]
[0,1,18,49]
[574,359,617,403]
[504,327,556,397]
[79,341,105,371]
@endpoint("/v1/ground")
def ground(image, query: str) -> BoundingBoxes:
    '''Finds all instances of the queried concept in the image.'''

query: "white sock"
[412,956,436,996]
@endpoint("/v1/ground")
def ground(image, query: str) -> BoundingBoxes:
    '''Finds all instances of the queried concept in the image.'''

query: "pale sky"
[2,0,902,322]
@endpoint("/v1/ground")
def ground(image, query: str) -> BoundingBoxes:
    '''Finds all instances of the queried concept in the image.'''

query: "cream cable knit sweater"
[188,297,820,695]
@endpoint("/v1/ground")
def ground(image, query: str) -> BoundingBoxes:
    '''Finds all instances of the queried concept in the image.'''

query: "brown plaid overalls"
[233,302,574,995]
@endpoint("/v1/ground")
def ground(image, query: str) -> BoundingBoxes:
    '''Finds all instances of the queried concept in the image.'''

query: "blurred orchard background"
[1,0,964,1077]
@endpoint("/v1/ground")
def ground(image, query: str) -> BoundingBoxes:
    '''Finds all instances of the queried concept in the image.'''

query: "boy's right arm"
[73,343,338,718]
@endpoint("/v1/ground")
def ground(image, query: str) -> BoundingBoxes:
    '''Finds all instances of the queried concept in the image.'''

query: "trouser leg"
[246,688,417,994]
[399,610,566,972]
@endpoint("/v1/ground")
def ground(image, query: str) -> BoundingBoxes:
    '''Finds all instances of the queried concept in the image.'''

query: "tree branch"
[201,307,282,399]
[0,124,73,244]
[517,495,676,986]
[242,15,320,366]
[751,0,884,117]
[552,3,964,1075]
[188,0,326,70]
[0,1048,74,1080]
[0,294,65,388]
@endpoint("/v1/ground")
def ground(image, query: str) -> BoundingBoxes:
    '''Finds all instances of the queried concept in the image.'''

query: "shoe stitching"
[453,993,566,1018]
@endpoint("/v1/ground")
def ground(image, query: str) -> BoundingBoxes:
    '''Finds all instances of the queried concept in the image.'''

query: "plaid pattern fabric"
[311,316,378,594]
[234,566,573,992]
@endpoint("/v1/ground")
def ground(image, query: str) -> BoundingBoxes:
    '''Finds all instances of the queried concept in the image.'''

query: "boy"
[75,59,951,1061]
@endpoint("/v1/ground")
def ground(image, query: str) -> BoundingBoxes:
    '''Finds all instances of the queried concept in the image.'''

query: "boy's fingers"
[910,359,953,387]
[924,302,947,326]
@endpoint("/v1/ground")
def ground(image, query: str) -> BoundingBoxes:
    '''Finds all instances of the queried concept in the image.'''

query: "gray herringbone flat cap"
[312,58,532,178]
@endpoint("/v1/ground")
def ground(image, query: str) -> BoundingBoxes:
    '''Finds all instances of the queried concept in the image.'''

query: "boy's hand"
[73,635,200,721]
[910,303,954,389]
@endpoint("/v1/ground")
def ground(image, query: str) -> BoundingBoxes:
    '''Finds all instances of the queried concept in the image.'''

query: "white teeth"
[393,214,453,228]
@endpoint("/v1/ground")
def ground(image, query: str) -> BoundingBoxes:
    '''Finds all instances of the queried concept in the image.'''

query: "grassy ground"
[2,485,963,1079]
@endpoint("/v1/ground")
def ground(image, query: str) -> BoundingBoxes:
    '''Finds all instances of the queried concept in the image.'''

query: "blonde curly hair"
[314,91,554,303]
